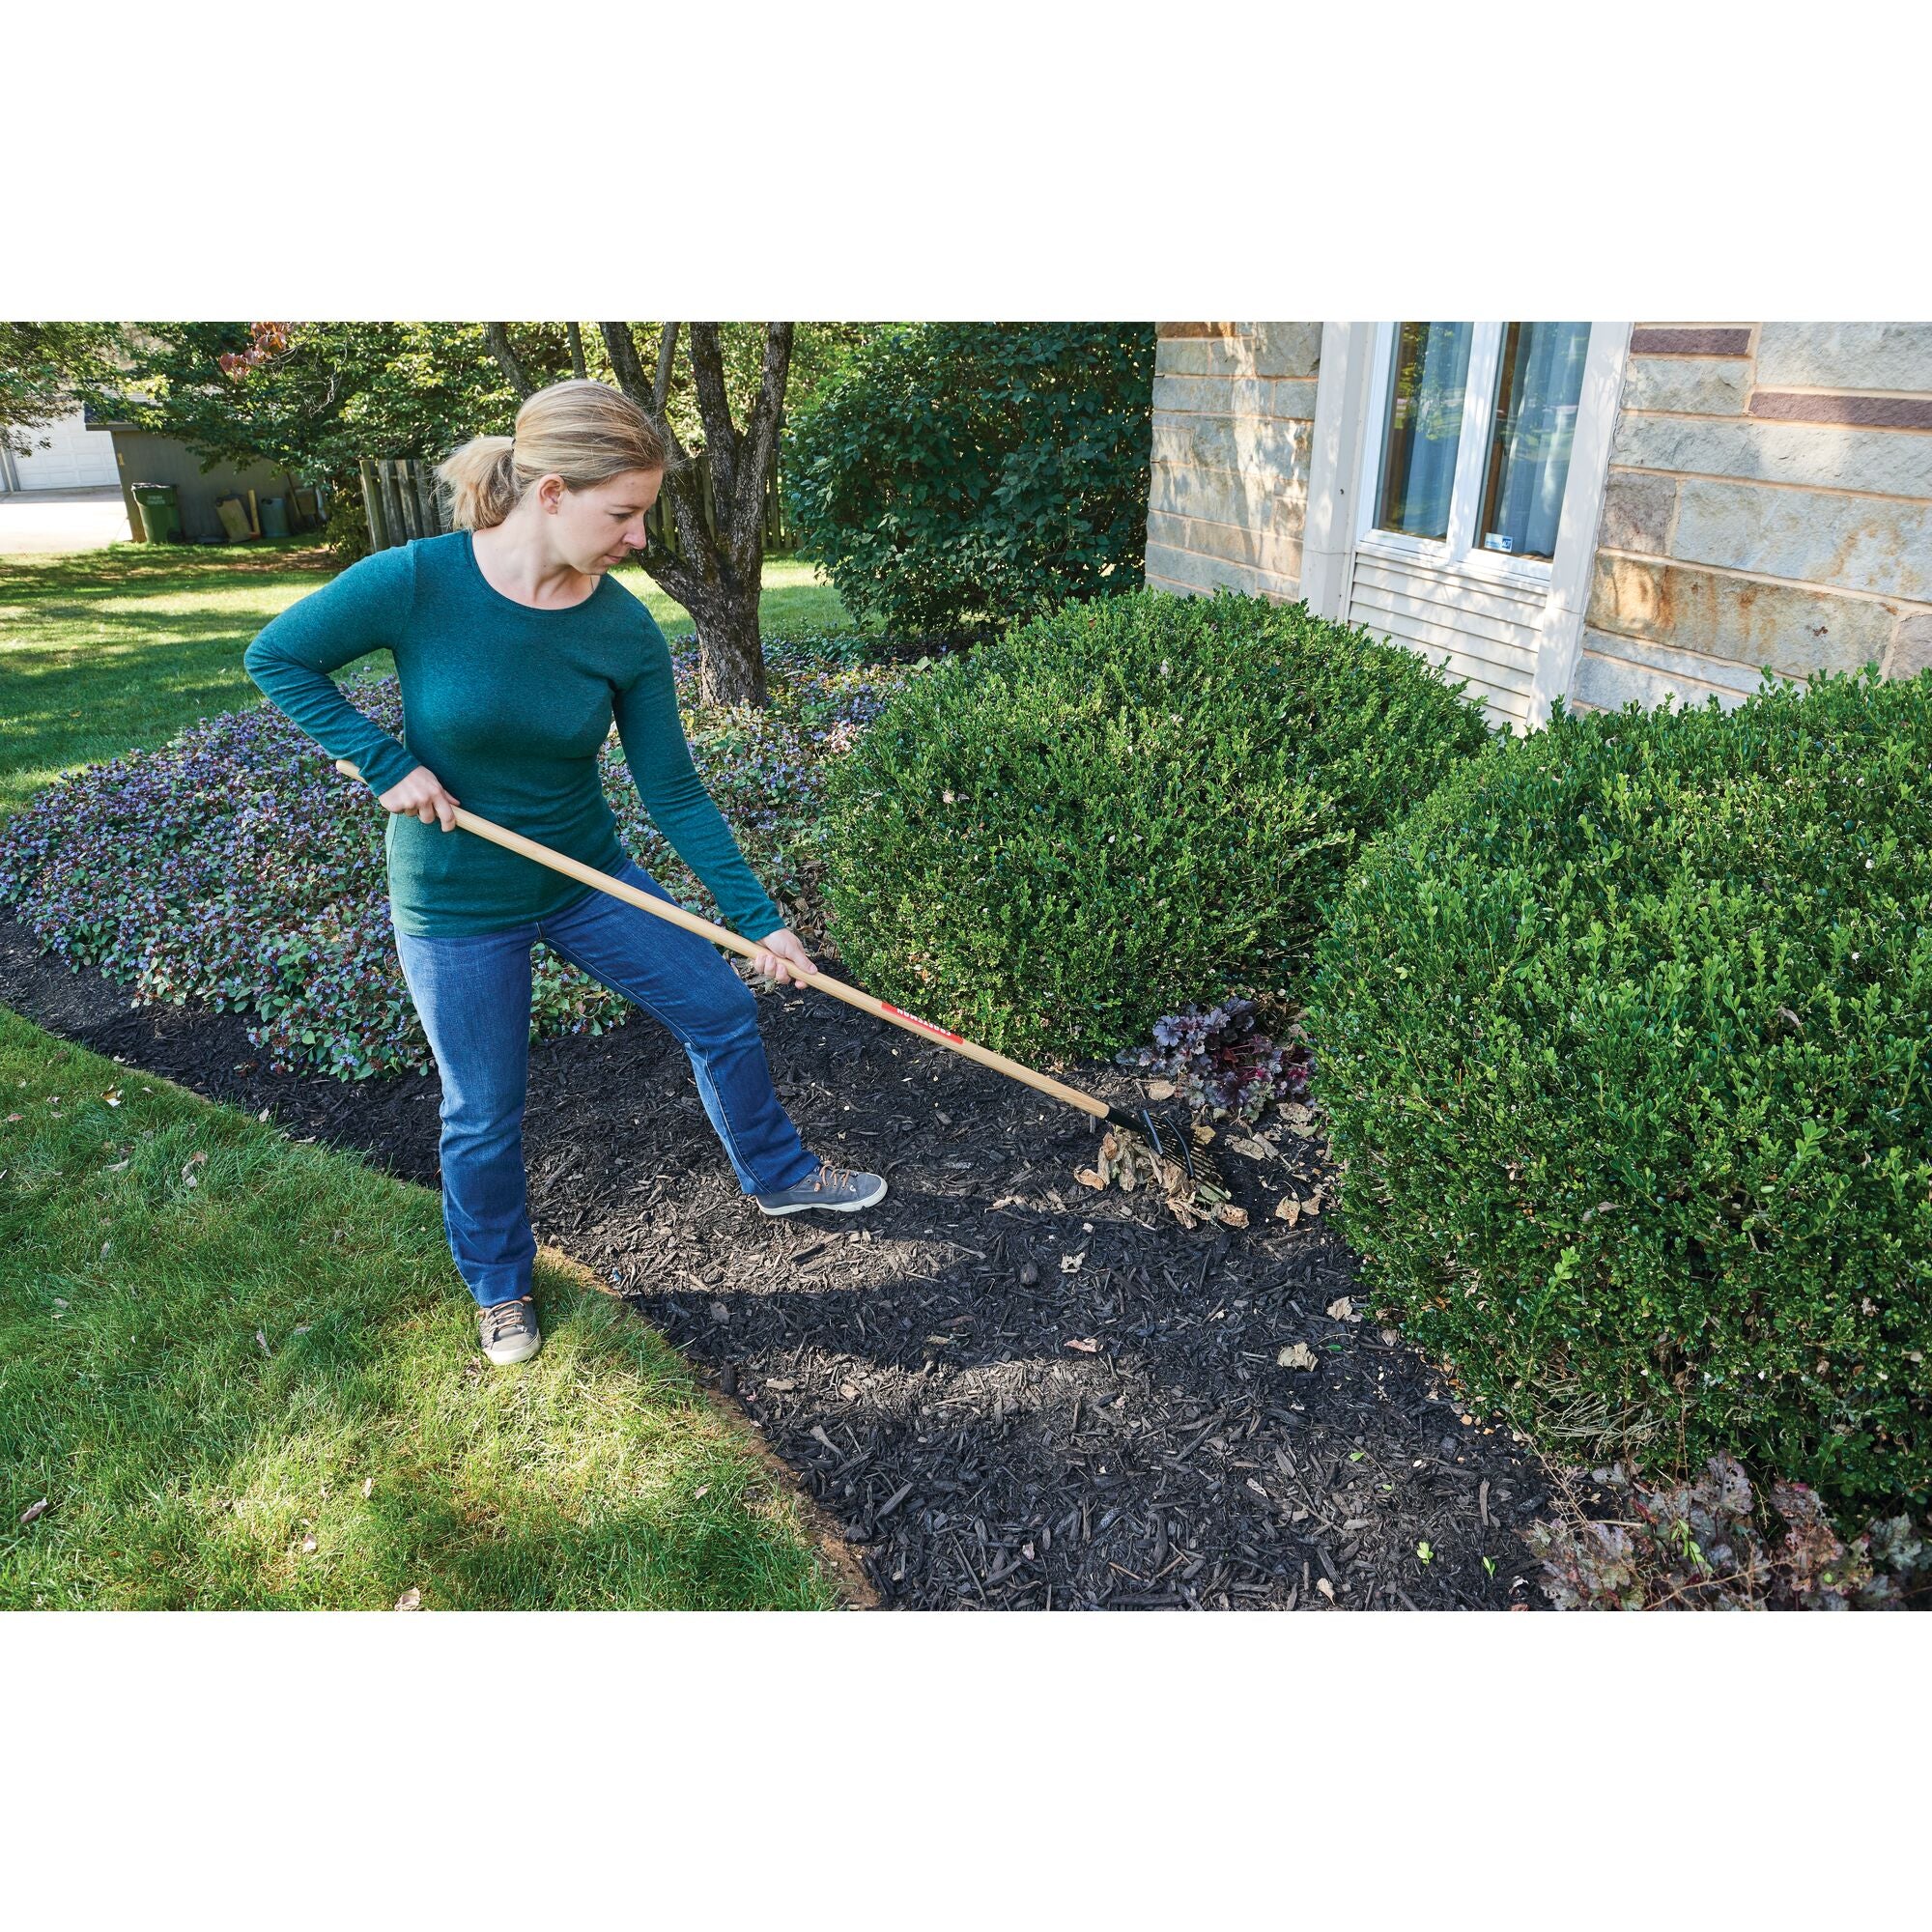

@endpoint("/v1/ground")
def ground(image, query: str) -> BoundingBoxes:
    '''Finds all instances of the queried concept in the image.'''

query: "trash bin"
[260,496,290,540]
[131,483,181,544]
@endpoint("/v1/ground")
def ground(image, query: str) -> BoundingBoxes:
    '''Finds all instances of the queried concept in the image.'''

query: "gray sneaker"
[479,1296,541,1366]
[754,1159,889,1216]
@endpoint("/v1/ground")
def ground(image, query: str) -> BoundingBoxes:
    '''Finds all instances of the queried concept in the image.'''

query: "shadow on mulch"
[1,915,1550,1610]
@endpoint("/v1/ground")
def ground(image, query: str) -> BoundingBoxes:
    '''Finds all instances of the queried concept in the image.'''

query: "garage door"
[7,409,123,490]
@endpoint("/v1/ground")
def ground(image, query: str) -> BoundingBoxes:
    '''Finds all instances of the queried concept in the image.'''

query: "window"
[1479,323,1590,558]
[1378,323,1474,540]
[1366,321,1592,565]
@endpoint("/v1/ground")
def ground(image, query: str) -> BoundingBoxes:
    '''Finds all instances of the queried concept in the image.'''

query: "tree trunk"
[595,321,793,712]
[682,574,769,708]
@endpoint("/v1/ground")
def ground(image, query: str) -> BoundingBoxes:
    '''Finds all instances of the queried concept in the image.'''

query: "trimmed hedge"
[820,589,1494,1061]
[1307,669,1932,1510]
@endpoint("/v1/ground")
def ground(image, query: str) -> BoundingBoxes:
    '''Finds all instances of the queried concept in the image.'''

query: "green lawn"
[0,1011,842,1609]
[0,540,856,819]
[0,539,860,1609]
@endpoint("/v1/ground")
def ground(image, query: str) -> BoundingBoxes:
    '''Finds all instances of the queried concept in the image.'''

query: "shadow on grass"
[0,1017,843,1610]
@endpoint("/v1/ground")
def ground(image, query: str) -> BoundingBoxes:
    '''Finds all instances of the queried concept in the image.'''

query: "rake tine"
[1104,1102,1199,1181]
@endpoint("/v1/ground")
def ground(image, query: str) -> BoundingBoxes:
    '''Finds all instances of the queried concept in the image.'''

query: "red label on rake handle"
[880,1002,966,1046]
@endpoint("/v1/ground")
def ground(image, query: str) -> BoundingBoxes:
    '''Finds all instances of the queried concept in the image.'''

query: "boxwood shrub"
[819,589,1494,1062]
[1307,669,1932,1510]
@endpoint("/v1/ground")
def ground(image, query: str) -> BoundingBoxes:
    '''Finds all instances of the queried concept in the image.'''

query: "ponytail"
[438,381,669,532]
[439,435,520,530]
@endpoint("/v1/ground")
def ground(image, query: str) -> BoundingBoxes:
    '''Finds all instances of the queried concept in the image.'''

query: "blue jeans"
[393,859,820,1308]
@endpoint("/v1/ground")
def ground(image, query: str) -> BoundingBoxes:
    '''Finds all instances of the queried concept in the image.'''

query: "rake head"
[1104,1102,1208,1184]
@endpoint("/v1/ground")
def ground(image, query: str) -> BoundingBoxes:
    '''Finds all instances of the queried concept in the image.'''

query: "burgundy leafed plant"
[1114,995,1311,1125]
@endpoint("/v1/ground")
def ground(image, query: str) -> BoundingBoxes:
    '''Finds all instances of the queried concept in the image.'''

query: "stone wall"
[1572,323,1932,713]
[1143,323,1322,602]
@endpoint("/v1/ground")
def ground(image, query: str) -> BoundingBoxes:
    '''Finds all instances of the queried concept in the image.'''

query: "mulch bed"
[2,915,1553,1610]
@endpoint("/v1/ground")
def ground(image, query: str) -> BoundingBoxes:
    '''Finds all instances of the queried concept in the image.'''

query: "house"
[1144,323,1932,731]
[0,406,124,494]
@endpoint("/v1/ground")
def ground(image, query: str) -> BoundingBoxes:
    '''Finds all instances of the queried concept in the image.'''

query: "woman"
[244,378,885,1368]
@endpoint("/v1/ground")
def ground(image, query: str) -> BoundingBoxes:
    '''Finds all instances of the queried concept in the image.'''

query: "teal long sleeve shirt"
[242,530,784,941]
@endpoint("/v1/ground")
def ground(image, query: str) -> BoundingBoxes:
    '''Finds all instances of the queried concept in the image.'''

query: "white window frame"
[1301,319,1633,730]
[1355,320,1565,592]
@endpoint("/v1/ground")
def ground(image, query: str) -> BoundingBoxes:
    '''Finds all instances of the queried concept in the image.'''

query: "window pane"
[1377,322,1473,539]
[1479,322,1590,559]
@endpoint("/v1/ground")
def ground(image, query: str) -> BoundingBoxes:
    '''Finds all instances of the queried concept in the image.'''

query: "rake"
[335,761,1208,1183]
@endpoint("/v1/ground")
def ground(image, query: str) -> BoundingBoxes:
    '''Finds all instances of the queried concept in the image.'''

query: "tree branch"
[565,322,586,381]
[686,325,739,523]
[732,323,794,557]
[599,322,686,461]
[485,324,537,400]
[652,323,678,418]
[639,546,706,613]
[597,322,653,407]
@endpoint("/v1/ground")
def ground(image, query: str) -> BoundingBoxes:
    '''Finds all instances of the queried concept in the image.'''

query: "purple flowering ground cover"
[0,638,910,1082]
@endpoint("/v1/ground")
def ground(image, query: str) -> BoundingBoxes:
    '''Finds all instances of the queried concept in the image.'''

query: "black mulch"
[2,915,1552,1610]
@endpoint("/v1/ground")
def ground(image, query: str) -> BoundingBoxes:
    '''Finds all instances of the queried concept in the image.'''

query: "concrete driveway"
[0,486,135,554]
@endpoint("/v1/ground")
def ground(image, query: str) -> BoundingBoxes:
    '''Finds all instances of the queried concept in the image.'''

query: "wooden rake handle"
[335,759,1114,1124]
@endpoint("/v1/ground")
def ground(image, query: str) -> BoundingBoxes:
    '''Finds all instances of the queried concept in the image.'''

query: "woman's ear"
[536,473,567,513]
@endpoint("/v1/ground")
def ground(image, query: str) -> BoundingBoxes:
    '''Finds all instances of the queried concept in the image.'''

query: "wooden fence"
[358,459,447,551]
[359,446,790,555]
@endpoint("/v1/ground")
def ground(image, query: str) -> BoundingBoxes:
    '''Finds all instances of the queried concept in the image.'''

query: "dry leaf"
[1073,1168,1106,1191]
[693,1486,709,1500]
[1060,1252,1084,1273]
[1230,1136,1272,1161]
[1274,1196,1301,1225]
[1281,1102,1314,1126]
[1316,1577,1336,1603]
[300,1536,318,1554]
[103,1088,122,1108]
[19,1497,49,1526]
[1326,1296,1359,1322]
[362,1478,374,1499]
[255,1328,270,1355]
[1277,1343,1320,1371]
[1064,1337,1100,1353]
[1145,1079,1176,1100]
[763,1377,797,1392]
[1213,1203,1249,1228]
[394,1588,422,1612]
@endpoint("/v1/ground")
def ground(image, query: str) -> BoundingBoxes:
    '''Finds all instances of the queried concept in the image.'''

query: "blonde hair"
[439,378,668,530]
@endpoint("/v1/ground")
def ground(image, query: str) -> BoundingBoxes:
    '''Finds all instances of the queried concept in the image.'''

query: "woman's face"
[540,467,664,575]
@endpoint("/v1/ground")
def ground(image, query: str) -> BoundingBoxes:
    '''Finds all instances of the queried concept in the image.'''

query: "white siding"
[1344,550,1543,727]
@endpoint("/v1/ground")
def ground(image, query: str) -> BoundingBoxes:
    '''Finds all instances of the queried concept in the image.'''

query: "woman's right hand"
[379,765,461,831]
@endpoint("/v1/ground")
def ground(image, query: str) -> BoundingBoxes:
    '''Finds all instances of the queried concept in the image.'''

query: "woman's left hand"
[750,926,816,988]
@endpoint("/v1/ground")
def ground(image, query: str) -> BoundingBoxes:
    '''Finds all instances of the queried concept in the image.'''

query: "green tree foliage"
[784,324,1158,638]
[820,589,1493,1060]
[0,322,125,457]
[99,321,889,483]
[89,323,522,478]
[1307,670,1932,1510]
